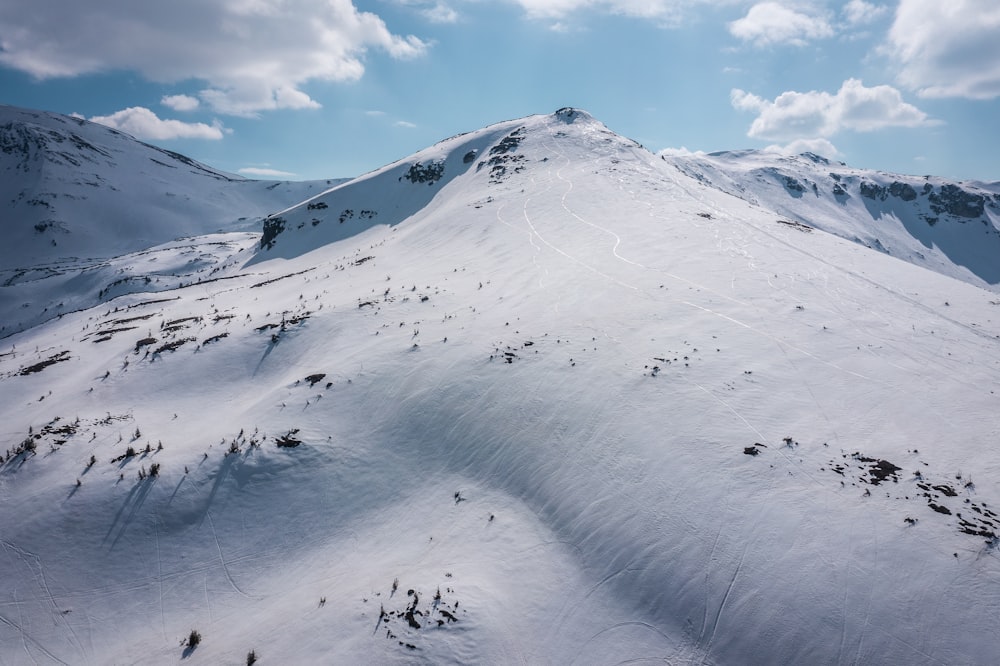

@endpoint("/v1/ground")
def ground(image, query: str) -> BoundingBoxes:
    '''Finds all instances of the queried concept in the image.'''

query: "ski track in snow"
[1,540,85,662]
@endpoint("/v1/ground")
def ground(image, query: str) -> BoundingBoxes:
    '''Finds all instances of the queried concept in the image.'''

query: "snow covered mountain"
[0,105,343,336]
[2,107,1000,665]
[663,149,1000,291]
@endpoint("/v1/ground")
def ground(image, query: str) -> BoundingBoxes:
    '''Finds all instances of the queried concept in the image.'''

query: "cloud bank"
[885,0,1000,100]
[728,2,833,47]
[89,107,225,140]
[731,79,935,141]
[0,0,428,116]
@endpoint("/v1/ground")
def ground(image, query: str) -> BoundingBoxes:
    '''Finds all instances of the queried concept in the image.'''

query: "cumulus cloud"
[394,0,459,23]
[238,167,298,178]
[161,94,200,112]
[657,146,705,157]
[763,137,841,158]
[0,0,428,116]
[731,79,936,141]
[89,107,225,140]
[885,0,1000,99]
[504,0,687,22]
[728,2,833,47]
[842,0,887,26]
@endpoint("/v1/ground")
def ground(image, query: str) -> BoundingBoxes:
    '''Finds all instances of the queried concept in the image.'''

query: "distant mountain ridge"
[663,149,1000,290]
[0,105,340,269]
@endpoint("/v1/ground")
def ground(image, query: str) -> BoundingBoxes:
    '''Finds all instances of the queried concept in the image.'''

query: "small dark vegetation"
[19,350,71,375]
[776,219,813,233]
[305,373,326,387]
[307,201,328,210]
[373,575,466,653]
[162,316,201,332]
[154,337,195,354]
[134,337,157,352]
[814,446,999,545]
[202,332,229,345]
[250,267,316,289]
[111,446,138,463]
[276,429,302,448]
[182,629,202,655]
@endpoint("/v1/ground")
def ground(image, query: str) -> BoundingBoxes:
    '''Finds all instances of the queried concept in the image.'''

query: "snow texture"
[2,106,1000,665]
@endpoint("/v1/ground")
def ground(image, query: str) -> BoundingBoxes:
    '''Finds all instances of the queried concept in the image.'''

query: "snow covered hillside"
[2,107,1000,665]
[663,149,1000,292]
[0,105,343,335]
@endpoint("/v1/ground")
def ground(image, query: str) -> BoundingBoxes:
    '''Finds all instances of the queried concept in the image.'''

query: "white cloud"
[0,0,429,116]
[731,78,936,140]
[763,137,841,158]
[89,107,225,141]
[238,167,298,178]
[885,0,1000,99]
[728,2,833,47]
[161,94,200,112]
[394,0,459,23]
[657,146,706,157]
[394,120,418,128]
[842,0,887,26]
[505,0,688,23]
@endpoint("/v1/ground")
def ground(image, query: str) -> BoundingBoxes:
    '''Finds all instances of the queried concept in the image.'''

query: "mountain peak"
[553,107,594,124]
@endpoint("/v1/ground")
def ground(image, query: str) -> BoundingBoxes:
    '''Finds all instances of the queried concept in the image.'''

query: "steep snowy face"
[253,108,643,260]
[664,149,1000,291]
[0,105,337,270]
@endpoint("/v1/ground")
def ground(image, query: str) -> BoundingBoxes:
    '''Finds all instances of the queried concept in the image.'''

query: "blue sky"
[1,0,998,182]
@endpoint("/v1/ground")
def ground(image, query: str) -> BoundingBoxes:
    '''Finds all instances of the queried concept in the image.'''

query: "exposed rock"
[929,184,985,218]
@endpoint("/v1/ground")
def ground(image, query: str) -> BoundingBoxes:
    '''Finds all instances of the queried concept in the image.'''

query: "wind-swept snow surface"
[2,107,1000,664]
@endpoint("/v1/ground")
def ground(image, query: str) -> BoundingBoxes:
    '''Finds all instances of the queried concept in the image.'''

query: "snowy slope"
[663,150,1000,292]
[0,105,345,336]
[2,108,1000,665]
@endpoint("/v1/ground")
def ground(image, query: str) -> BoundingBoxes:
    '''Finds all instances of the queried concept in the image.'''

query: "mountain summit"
[1,106,1000,664]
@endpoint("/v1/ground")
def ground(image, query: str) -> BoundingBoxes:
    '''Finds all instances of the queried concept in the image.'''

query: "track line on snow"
[154,520,166,640]
[549,140,648,271]
[520,192,640,292]
[1,587,71,666]
[1,540,85,660]
[572,621,684,665]
[701,540,749,664]
[854,530,877,666]
[207,512,255,600]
